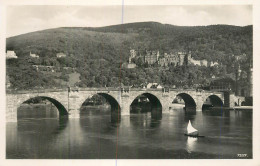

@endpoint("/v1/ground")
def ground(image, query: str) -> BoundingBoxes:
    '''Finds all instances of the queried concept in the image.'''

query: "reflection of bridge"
[6,88,245,122]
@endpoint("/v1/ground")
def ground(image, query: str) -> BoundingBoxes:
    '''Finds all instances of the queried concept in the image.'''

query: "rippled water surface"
[6,105,252,159]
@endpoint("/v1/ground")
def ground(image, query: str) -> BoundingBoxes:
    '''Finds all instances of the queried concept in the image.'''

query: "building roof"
[210,76,235,84]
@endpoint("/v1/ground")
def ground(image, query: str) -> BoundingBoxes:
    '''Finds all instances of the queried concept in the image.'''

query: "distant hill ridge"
[8,21,251,38]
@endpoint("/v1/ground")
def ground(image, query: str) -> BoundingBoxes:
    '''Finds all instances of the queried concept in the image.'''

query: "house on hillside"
[188,54,208,66]
[122,62,136,69]
[188,58,201,66]
[147,83,163,89]
[56,53,66,58]
[30,52,39,58]
[209,61,219,67]
[6,50,17,59]
[200,60,208,67]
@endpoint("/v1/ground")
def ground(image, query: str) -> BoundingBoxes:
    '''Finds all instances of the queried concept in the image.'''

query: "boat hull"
[185,131,199,137]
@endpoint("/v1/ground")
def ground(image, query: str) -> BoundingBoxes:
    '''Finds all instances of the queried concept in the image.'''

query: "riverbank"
[207,106,253,111]
[233,106,253,111]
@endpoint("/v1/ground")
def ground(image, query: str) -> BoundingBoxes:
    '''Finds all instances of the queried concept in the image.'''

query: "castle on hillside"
[127,49,218,67]
[144,50,160,65]
[158,52,186,66]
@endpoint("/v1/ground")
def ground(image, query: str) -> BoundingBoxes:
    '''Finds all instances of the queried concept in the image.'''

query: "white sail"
[187,120,198,134]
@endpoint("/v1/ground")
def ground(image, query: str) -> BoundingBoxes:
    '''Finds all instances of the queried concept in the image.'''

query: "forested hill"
[7,22,252,62]
[6,22,252,90]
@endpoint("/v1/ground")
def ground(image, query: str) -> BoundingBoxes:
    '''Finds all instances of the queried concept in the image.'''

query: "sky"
[6,5,252,37]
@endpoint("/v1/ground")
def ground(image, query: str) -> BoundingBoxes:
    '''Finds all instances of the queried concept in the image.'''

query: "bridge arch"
[129,92,162,120]
[80,92,121,110]
[175,93,196,108]
[202,95,223,110]
[79,92,121,122]
[97,93,121,111]
[130,92,162,110]
[18,96,68,116]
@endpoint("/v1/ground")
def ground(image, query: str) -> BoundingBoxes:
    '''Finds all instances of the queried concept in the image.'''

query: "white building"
[6,51,18,59]
[146,83,162,89]
[57,53,66,58]
[30,52,39,58]
[200,60,208,67]
[210,61,219,67]
[188,55,209,67]
[189,58,201,66]
[146,83,155,88]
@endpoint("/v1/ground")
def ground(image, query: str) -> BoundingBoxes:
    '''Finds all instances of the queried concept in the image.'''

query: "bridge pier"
[6,95,18,122]
[161,101,170,113]
[120,105,130,115]
[196,105,203,112]
[6,108,17,122]
[68,109,80,118]
[196,102,204,112]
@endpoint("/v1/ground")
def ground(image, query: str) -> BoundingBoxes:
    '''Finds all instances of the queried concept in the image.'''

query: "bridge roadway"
[6,87,245,122]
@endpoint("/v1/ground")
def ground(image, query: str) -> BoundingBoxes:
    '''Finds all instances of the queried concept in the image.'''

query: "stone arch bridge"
[6,88,244,122]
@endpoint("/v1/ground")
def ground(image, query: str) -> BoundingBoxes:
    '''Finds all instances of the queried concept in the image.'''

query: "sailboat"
[185,120,201,137]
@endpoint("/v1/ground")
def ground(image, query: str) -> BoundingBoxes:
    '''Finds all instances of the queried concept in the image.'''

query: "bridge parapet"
[6,88,67,94]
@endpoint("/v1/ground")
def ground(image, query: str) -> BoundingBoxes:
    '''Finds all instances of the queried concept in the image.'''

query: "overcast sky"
[6,5,252,37]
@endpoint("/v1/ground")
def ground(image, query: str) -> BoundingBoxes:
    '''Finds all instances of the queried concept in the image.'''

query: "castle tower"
[156,51,160,61]
[129,49,136,63]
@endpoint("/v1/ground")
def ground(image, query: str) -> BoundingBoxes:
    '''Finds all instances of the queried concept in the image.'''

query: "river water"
[6,104,252,159]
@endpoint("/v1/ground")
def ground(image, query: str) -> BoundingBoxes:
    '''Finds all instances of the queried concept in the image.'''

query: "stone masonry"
[6,88,241,122]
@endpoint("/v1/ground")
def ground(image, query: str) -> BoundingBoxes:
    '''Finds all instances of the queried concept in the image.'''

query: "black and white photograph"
[1,0,259,165]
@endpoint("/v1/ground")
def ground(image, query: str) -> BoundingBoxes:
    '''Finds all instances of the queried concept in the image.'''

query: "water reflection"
[18,103,58,119]
[7,105,252,159]
[186,137,198,153]
[184,112,196,122]
[130,111,162,129]
[53,116,69,134]
[184,107,196,115]
[111,108,121,124]
[79,108,119,136]
[151,108,162,120]
[202,108,230,117]
[80,106,121,124]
